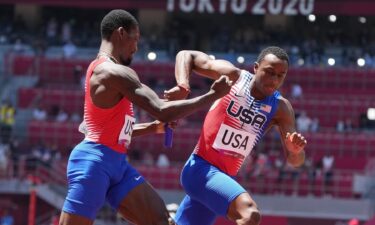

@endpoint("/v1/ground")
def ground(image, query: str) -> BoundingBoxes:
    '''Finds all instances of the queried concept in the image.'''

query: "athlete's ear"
[253,62,259,74]
[118,27,125,40]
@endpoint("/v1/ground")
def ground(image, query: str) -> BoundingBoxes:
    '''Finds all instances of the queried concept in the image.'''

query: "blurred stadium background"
[0,0,375,225]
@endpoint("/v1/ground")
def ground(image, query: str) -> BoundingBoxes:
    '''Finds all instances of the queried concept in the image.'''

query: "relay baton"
[164,123,173,148]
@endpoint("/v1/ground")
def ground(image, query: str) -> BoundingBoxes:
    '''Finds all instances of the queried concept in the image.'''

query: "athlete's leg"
[59,142,112,225]
[107,162,173,225]
[176,154,249,224]
[117,182,174,225]
[227,192,261,225]
[175,195,216,225]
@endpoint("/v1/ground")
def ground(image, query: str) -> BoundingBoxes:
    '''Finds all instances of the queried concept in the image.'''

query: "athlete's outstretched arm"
[275,97,307,167]
[132,121,176,137]
[164,50,241,100]
[78,119,175,137]
[109,64,232,122]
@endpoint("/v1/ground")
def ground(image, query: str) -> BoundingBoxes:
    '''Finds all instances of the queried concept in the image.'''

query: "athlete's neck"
[98,41,120,64]
[97,51,119,64]
[249,79,267,100]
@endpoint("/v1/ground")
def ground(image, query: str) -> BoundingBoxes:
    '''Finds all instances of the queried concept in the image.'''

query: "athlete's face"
[253,54,288,98]
[119,26,140,66]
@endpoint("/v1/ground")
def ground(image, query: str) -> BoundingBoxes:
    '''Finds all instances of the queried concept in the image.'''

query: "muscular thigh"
[62,150,110,220]
[181,155,246,216]
[117,182,171,225]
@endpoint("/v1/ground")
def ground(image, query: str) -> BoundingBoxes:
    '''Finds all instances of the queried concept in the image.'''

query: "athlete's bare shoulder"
[90,62,142,107]
[263,95,293,132]
[92,62,140,83]
[274,96,295,125]
[278,96,293,112]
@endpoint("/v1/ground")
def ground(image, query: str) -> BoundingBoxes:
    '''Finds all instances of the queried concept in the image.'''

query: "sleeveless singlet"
[83,57,135,153]
[194,70,281,176]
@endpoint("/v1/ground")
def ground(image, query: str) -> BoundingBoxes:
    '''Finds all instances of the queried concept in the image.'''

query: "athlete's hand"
[210,75,233,98]
[153,120,177,134]
[164,85,190,101]
[285,132,307,153]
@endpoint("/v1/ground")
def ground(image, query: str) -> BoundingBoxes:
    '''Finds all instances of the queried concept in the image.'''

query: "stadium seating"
[7,54,375,200]
[18,88,84,113]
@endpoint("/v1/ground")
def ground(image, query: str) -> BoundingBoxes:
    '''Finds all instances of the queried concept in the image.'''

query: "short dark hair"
[100,9,139,40]
[256,46,289,65]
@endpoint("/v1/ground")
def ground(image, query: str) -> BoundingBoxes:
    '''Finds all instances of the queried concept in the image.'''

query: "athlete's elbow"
[176,50,190,57]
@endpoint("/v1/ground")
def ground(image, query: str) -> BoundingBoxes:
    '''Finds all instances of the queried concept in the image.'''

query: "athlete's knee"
[237,208,261,225]
[155,215,176,225]
[146,209,175,225]
[228,194,261,225]
[240,200,261,225]
[152,216,175,225]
